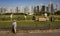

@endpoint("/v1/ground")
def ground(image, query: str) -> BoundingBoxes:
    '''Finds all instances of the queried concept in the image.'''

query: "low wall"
[35,17,49,21]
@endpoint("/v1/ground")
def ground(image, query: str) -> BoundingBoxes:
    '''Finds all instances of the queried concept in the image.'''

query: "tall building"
[51,3,54,12]
[6,7,15,13]
[0,7,2,13]
[6,8,12,13]
[56,4,58,11]
[37,6,39,12]
[0,7,7,13]
[34,5,40,14]
[16,7,19,13]
[20,6,24,13]
[41,5,45,12]
[28,6,34,14]
[34,6,37,13]
[45,7,49,12]
[48,0,54,12]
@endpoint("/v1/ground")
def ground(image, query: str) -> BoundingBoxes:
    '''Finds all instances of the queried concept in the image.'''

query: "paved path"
[0,30,60,36]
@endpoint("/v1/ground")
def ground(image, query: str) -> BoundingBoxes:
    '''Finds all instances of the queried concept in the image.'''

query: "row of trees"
[34,10,60,16]
[0,10,60,15]
[55,11,60,15]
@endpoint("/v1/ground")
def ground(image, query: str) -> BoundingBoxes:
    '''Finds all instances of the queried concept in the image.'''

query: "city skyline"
[0,0,60,13]
[0,0,60,8]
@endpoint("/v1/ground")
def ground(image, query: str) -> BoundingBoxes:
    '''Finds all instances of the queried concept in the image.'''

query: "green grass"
[0,20,60,29]
[0,15,33,21]
[0,15,60,21]
[0,15,60,29]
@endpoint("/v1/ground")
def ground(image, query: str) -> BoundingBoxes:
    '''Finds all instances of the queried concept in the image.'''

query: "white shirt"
[44,13,47,17]
[10,14,12,19]
[24,15,26,19]
[12,21,17,27]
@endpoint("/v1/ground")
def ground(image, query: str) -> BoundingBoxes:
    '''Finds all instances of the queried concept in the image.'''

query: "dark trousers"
[12,26,15,33]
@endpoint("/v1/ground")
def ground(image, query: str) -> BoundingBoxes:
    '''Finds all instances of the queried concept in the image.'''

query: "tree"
[55,11,60,15]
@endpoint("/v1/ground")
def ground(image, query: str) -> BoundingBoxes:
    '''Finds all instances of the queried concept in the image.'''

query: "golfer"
[12,20,17,33]
[24,15,26,20]
[10,14,13,21]
[44,13,47,18]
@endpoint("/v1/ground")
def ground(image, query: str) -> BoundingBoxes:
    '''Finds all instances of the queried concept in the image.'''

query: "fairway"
[0,20,60,30]
[0,15,60,30]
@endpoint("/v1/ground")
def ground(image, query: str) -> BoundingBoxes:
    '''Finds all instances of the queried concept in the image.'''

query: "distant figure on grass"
[24,15,27,20]
[44,13,47,18]
[44,13,48,21]
[12,20,17,33]
[18,16,20,20]
[10,14,13,21]
[32,15,35,20]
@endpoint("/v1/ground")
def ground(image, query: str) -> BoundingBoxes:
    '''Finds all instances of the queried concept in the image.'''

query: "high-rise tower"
[48,0,54,12]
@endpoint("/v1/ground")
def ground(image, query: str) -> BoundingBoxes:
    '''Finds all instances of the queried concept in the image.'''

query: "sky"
[0,0,60,9]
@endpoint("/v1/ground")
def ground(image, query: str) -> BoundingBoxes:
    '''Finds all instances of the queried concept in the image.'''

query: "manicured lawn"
[0,20,60,29]
[0,15,60,30]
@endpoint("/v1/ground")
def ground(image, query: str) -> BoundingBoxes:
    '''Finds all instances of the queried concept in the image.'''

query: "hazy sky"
[0,0,60,8]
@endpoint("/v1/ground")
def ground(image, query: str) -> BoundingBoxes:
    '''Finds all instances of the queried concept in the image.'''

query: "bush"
[32,16,35,20]
[55,11,60,15]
